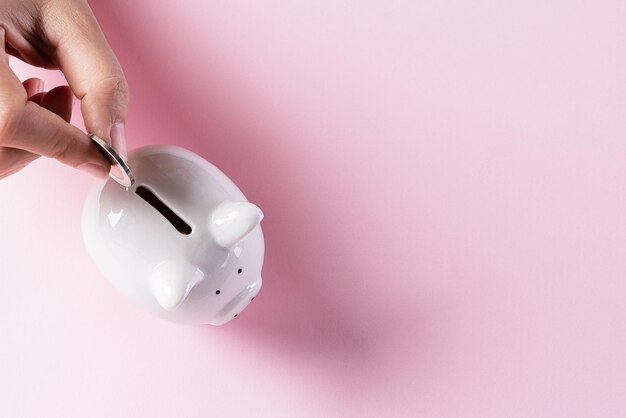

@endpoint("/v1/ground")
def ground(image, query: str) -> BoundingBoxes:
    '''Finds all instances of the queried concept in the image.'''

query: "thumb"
[48,2,129,157]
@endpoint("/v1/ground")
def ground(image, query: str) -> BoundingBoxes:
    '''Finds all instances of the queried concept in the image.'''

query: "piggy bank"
[82,145,264,325]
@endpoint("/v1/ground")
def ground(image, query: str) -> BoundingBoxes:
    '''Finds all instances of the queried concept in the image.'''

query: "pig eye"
[237,268,242,274]
[215,290,221,295]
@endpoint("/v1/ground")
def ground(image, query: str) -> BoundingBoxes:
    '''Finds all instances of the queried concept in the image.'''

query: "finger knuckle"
[48,127,76,162]
[49,139,73,162]
[99,73,130,102]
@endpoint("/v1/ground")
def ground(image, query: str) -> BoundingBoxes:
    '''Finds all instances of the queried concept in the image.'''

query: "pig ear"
[210,200,264,248]
[151,261,205,310]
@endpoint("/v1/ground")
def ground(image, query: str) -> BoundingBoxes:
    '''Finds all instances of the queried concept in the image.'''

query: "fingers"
[0,86,99,178]
[46,2,129,157]
[23,78,45,98]
[40,85,74,123]
[0,28,110,179]
[12,78,47,165]
[0,44,38,177]
[28,91,45,106]
[2,21,56,69]
[4,99,108,172]
[0,86,84,178]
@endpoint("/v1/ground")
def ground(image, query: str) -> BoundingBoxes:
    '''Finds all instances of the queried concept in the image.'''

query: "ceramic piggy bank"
[82,145,264,325]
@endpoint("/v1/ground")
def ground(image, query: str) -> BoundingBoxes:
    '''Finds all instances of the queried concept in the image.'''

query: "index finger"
[43,2,129,147]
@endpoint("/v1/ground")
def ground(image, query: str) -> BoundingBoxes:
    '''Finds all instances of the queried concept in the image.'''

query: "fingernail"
[33,79,44,94]
[110,122,127,159]
[78,163,108,180]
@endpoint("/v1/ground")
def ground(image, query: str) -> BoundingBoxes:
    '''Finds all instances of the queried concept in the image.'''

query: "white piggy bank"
[82,145,264,325]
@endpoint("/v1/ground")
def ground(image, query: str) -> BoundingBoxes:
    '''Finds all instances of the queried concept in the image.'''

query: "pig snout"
[211,277,262,325]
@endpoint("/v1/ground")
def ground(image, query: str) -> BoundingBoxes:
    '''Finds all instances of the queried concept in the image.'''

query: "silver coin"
[88,134,135,187]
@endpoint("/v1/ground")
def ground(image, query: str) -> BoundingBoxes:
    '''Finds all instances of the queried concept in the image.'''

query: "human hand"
[0,0,129,180]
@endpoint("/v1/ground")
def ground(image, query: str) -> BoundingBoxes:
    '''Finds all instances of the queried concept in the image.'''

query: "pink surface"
[1,1,626,416]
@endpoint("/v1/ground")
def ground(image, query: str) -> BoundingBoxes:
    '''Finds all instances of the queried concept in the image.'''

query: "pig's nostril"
[237,268,242,274]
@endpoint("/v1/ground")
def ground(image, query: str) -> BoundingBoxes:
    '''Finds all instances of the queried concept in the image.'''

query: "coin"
[88,134,135,187]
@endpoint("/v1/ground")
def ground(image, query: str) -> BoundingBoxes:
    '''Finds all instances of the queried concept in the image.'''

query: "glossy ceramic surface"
[82,145,264,325]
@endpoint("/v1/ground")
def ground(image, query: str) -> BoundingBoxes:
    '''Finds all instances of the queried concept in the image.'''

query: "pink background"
[1,1,626,416]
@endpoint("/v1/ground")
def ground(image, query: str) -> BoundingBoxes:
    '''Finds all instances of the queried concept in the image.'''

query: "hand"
[0,0,129,180]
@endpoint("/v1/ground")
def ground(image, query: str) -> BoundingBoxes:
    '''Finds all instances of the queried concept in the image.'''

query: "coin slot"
[136,186,192,235]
